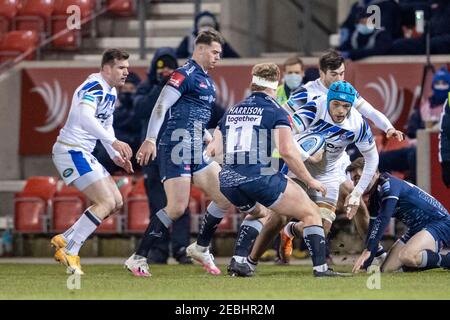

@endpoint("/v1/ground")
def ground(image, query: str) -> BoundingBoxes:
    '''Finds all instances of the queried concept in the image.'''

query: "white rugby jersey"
[292,95,377,191]
[285,78,392,133]
[55,73,117,153]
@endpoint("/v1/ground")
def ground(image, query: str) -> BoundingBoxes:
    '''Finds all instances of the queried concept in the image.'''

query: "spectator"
[176,11,239,59]
[339,10,393,60]
[439,98,450,187]
[276,56,305,105]
[339,0,402,47]
[421,67,450,128]
[376,69,449,183]
[389,0,450,55]
[133,47,192,264]
[93,72,141,174]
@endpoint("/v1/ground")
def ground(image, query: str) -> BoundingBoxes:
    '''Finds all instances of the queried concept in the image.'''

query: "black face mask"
[156,73,171,85]
[118,92,133,108]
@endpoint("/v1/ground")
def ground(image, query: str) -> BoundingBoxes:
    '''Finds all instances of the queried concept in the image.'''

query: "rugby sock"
[234,219,263,257]
[419,250,450,269]
[283,221,298,239]
[197,202,226,247]
[247,255,258,271]
[303,225,328,272]
[65,209,102,255]
[136,209,173,258]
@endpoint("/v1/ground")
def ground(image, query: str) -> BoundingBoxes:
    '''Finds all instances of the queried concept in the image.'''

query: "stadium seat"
[107,0,135,17]
[51,0,94,50]
[0,0,22,34]
[14,0,55,37]
[125,178,150,232]
[14,176,58,233]
[0,30,39,63]
[51,185,86,232]
[126,195,150,233]
[217,206,239,233]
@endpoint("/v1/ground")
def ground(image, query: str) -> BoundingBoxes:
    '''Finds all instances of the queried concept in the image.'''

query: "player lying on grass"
[348,157,450,273]
[208,62,350,277]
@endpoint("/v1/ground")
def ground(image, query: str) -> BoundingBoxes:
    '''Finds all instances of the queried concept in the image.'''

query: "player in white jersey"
[50,49,133,275]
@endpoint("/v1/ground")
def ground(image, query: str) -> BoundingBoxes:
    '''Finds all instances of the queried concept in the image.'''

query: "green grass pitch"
[0,263,449,299]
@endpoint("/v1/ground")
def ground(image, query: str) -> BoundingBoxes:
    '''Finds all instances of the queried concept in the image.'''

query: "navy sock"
[136,209,172,258]
[234,220,262,257]
[303,225,327,271]
[420,250,450,269]
[197,202,225,247]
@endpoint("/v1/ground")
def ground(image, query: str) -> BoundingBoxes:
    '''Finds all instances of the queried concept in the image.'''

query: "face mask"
[118,92,133,108]
[356,23,374,35]
[284,73,303,90]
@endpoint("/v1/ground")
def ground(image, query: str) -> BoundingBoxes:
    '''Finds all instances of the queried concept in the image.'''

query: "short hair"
[319,49,344,73]
[250,63,280,91]
[194,29,224,46]
[284,56,304,69]
[101,48,130,68]
[345,157,366,174]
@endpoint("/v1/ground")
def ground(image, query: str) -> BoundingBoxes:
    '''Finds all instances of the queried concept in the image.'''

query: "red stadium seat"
[0,30,39,63]
[51,185,86,232]
[131,176,146,195]
[14,176,58,233]
[0,0,22,34]
[51,0,94,49]
[14,0,55,37]
[96,214,120,233]
[107,0,135,17]
[126,195,150,233]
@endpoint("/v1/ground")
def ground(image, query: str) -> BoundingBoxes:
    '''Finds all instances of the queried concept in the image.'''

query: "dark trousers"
[379,146,417,183]
[143,163,190,262]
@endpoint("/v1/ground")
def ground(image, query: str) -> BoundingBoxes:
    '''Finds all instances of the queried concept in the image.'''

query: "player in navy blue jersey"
[347,157,450,273]
[124,29,230,277]
[207,62,348,277]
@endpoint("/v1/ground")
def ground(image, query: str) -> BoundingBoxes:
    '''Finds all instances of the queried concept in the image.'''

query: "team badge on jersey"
[168,72,185,88]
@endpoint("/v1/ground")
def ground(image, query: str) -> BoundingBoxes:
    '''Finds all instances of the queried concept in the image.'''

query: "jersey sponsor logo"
[199,95,216,103]
[168,72,185,88]
[31,80,69,133]
[63,168,74,178]
[199,81,208,89]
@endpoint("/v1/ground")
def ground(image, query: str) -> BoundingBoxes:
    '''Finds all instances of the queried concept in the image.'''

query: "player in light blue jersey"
[348,157,450,273]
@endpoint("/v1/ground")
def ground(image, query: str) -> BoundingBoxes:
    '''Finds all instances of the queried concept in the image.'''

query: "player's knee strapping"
[319,207,336,224]
[197,202,227,247]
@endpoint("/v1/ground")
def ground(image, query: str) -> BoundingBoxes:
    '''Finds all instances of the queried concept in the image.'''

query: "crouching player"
[210,62,349,277]
[348,157,450,272]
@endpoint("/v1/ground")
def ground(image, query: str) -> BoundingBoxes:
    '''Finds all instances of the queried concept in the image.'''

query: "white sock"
[283,222,296,239]
[232,255,247,264]
[196,243,208,252]
[65,210,102,255]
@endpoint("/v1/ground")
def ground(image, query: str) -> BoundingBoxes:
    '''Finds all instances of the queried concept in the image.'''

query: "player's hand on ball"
[136,139,156,166]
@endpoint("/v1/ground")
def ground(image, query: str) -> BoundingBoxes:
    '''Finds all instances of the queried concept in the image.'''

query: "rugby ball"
[296,133,325,156]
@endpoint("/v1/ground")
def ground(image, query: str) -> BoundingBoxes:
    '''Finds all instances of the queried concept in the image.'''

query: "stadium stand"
[0,0,21,36]
[51,185,86,232]
[0,30,39,62]
[14,0,55,40]
[125,177,150,233]
[107,0,135,17]
[14,176,57,233]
